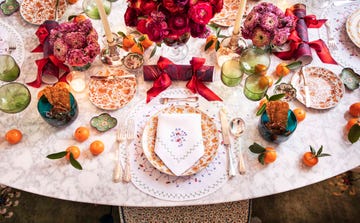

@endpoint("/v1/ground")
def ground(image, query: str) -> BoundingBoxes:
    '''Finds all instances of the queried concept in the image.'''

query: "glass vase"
[161,33,190,62]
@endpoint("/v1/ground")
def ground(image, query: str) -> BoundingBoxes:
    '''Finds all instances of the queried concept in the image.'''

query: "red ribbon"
[274,7,337,64]
[186,57,222,101]
[146,57,222,103]
[27,21,69,88]
[146,56,173,103]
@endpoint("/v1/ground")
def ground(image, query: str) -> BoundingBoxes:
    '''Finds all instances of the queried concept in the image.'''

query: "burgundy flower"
[140,1,158,15]
[188,2,213,25]
[64,32,86,49]
[66,49,89,67]
[209,0,223,13]
[124,7,138,26]
[162,0,189,13]
[53,39,68,62]
[189,21,209,38]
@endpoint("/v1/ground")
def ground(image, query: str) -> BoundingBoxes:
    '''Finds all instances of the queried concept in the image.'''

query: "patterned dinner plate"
[142,105,220,176]
[88,68,137,110]
[20,0,67,25]
[346,8,360,48]
[291,67,345,110]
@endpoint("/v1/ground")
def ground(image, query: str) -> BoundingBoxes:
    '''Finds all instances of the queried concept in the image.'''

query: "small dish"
[122,53,144,71]
[37,93,78,127]
[90,113,117,132]
[258,110,297,143]
[273,83,297,102]
[0,82,31,114]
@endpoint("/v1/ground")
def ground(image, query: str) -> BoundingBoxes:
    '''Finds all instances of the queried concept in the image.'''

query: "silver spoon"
[230,118,246,175]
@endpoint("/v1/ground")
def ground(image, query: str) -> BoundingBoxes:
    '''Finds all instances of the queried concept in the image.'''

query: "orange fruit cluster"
[345,102,360,132]
[122,33,153,55]
[274,62,290,77]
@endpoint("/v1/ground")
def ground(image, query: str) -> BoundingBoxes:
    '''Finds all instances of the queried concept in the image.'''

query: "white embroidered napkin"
[154,113,205,176]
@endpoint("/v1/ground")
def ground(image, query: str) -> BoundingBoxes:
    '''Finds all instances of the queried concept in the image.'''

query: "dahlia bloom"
[242,2,295,48]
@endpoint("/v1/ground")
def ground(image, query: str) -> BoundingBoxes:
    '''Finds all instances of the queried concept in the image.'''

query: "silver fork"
[113,128,125,183]
[325,22,338,50]
[123,118,135,183]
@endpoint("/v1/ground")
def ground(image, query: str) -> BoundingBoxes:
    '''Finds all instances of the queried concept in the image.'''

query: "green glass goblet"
[82,0,111,20]
[240,46,271,75]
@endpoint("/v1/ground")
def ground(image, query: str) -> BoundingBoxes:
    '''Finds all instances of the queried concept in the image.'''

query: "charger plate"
[291,67,345,109]
[142,105,220,176]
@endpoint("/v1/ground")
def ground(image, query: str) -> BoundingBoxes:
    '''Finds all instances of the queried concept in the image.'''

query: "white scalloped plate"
[346,8,360,48]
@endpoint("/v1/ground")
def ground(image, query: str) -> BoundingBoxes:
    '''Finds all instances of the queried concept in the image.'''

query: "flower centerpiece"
[124,0,223,48]
[49,18,100,70]
[242,2,295,49]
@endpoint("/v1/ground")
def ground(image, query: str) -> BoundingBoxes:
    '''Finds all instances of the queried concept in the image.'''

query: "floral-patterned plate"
[88,68,137,110]
[20,0,67,25]
[290,67,345,110]
[142,105,220,176]
[346,8,360,48]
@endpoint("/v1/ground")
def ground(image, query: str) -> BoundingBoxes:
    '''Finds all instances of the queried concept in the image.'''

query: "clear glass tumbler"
[221,59,243,87]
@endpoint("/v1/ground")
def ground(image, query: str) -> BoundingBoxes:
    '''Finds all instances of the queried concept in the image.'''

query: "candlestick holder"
[216,32,248,67]
[100,33,122,66]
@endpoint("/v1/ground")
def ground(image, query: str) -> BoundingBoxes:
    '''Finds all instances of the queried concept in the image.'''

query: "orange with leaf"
[249,142,277,165]
[302,145,330,167]
[47,146,83,170]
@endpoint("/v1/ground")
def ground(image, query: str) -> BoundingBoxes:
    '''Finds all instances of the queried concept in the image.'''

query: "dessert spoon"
[230,117,246,175]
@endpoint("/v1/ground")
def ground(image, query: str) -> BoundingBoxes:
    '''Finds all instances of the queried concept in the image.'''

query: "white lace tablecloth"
[0,20,25,67]
[318,1,360,73]
[127,89,228,201]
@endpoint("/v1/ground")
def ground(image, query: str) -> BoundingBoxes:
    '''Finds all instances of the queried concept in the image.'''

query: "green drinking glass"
[243,74,269,101]
[240,47,271,75]
[221,59,243,87]
[83,0,111,20]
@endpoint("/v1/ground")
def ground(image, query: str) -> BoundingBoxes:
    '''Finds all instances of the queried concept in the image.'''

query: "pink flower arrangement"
[242,2,295,48]
[124,0,223,44]
[49,19,100,67]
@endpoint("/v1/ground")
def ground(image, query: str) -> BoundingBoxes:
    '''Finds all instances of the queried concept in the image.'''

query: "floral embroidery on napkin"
[170,128,187,147]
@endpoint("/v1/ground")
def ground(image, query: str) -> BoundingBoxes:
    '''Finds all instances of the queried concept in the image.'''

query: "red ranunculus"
[167,13,189,36]
[140,1,158,15]
[189,21,209,38]
[210,0,223,13]
[188,2,213,25]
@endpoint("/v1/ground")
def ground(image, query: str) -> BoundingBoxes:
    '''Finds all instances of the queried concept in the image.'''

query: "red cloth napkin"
[274,4,337,65]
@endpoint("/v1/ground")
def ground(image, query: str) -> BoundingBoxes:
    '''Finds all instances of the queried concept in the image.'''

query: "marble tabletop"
[0,0,359,206]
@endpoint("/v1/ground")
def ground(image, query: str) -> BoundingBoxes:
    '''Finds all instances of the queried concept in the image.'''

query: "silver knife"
[219,108,236,177]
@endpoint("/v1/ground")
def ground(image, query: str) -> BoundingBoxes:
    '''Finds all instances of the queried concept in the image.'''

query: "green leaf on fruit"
[249,143,266,154]
[46,151,67,159]
[258,153,265,165]
[348,124,360,143]
[268,93,285,101]
[205,40,214,51]
[286,61,302,70]
[70,153,83,170]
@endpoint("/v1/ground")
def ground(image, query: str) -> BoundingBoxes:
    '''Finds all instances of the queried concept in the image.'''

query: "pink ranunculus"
[84,43,100,61]
[188,2,213,25]
[64,32,86,49]
[66,49,89,67]
[53,39,68,62]
[251,27,271,47]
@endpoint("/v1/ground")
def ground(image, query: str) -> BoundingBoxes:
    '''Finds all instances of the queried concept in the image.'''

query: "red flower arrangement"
[124,0,223,44]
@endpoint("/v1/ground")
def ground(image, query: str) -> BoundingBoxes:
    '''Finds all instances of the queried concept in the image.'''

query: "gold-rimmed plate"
[142,105,220,176]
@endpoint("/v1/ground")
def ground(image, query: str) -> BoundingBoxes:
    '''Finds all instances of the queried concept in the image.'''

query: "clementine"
[302,145,330,167]
[139,34,153,49]
[254,64,268,76]
[205,35,217,50]
[65,146,80,160]
[74,126,90,142]
[275,62,290,77]
[349,102,360,117]
[90,140,104,155]
[263,147,277,164]
[122,34,135,50]
[293,108,306,122]
[346,118,360,131]
[130,43,144,55]
[5,129,22,144]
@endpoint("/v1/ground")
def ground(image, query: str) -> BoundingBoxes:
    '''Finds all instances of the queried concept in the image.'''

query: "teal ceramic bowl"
[258,110,297,143]
[37,93,78,127]
[0,82,31,113]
